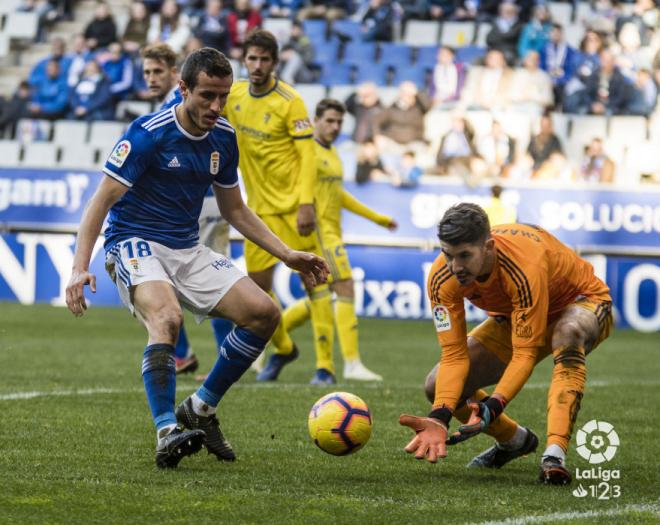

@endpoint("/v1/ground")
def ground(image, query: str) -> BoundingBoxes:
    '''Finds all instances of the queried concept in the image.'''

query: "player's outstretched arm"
[66,176,128,317]
[341,190,397,230]
[216,186,329,288]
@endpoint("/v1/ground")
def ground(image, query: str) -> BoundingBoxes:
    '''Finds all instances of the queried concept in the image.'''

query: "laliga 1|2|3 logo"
[571,419,621,500]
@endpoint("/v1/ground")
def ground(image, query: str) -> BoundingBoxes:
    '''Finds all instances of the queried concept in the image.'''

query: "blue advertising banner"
[1,233,658,332]
[1,168,659,251]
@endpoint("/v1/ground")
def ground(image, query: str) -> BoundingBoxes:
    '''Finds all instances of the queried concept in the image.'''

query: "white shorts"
[199,195,230,257]
[105,237,245,322]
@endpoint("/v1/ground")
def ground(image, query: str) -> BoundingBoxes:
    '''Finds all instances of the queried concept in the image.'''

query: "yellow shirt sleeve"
[288,96,315,205]
[341,190,392,227]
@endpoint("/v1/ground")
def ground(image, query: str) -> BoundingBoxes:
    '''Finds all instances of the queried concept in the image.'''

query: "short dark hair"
[180,47,233,91]
[315,98,346,118]
[437,203,491,245]
[142,43,177,69]
[242,29,279,62]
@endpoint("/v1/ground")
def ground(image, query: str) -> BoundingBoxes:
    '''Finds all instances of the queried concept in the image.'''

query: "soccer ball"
[308,392,372,456]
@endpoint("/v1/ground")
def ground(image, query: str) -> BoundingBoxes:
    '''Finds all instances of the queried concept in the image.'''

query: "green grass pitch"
[0,303,658,524]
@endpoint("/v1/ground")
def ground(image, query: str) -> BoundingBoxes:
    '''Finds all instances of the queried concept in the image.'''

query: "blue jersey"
[102,104,239,251]
[161,87,183,110]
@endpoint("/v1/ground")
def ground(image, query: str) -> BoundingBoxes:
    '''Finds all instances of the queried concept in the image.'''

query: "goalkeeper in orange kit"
[400,203,613,485]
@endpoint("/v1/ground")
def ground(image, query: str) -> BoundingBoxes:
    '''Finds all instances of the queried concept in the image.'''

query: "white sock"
[497,425,527,451]
[542,444,566,463]
[191,392,216,416]
[157,423,177,445]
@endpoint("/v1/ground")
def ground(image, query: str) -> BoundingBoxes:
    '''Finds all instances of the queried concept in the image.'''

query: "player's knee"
[151,307,183,342]
[249,298,280,337]
[554,320,586,347]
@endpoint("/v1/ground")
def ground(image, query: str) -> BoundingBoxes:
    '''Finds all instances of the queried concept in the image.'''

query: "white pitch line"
[469,502,660,525]
[1,380,659,402]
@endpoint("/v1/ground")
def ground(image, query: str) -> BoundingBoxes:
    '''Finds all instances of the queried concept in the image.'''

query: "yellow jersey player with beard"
[280,99,398,383]
[224,29,332,383]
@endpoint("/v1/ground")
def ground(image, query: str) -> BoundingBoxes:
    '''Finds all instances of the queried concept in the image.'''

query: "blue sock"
[210,317,233,349]
[174,324,191,359]
[142,344,177,430]
[197,327,267,407]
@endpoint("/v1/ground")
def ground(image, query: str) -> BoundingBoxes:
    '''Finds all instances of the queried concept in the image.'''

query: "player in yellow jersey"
[223,29,332,381]
[279,99,397,383]
[399,203,612,485]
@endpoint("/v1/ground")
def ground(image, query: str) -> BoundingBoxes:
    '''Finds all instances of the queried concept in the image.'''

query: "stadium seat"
[424,109,453,151]
[88,121,126,150]
[115,100,153,120]
[341,113,356,136]
[455,46,486,65]
[620,141,660,184]
[296,84,327,116]
[0,0,22,15]
[5,12,39,40]
[59,144,97,170]
[415,46,439,68]
[312,39,340,66]
[0,140,21,167]
[570,115,607,143]
[332,20,362,42]
[354,63,389,86]
[440,22,475,47]
[328,84,355,104]
[318,63,353,87]
[474,22,492,47]
[649,113,660,143]
[403,20,440,46]
[21,142,57,168]
[52,120,88,147]
[391,65,428,88]
[342,42,377,65]
[465,111,494,139]
[0,33,9,60]
[494,111,532,153]
[15,119,51,143]
[263,18,293,45]
[563,24,583,48]
[608,116,648,146]
[378,43,413,67]
[548,2,573,25]
[303,19,327,43]
[550,112,571,145]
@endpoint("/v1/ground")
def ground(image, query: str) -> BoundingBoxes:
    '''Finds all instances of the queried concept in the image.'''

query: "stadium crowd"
[0,0,659,185]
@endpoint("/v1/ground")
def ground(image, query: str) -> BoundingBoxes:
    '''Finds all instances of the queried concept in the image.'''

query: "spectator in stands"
[66,34,91,88]
[296,0,350,23]
[69,59,115,121]
[459,49,513,111]
[101,42,135,101]
[345,82,383,144]
[278,20,315,84]
[654,48,660,87]
[433,115,479,180]
[392,150,423,188]
[122,1,151,54]
[193,0,230,54]
[266,0,304,19]
[453,0,479,21]
[586,48,630,115]
[373,81,431,163]
[627,68,657,116]
[510,50,554,114]
[615,0,658,46]
[361,0,395,42]
[582,0,619,34]
[527,114,563,174]
[540,24,576,108]
[29,59,69,120]
[486,1,523,65]
[480,0,532,23]
[564,31,604,114]
[614,22,652,82]
[83,1,117,50]
[0,81,32,137]
[430,47,465,108]
[426,0,457,21]
[227,0,263,59]
[356,139,391,184]
[579,138,615,183]
[18,0,58,42]
[28,36,70,88]
[477,120,516,178]
[517,4,552,59]
[148,0,191,53]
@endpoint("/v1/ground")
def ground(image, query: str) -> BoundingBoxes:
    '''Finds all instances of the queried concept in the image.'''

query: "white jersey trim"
[172,104,209,141]
[213,180,239,189]
[103,166,133,187]
[142,107,173,129]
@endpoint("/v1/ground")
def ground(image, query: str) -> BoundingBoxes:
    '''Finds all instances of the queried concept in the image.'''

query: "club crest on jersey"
[210,151,220,175]
[293,118,312,133]
[433,305,451,332]
[129,258,139,270]
[108,140,131,167]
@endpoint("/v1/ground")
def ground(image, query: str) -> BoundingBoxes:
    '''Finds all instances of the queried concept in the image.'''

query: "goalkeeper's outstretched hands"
[399,414,448,463]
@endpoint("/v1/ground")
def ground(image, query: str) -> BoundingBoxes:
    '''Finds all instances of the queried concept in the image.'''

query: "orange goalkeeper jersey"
[427,223,610,410]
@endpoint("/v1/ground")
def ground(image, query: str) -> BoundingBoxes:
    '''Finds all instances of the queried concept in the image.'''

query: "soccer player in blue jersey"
[142,43,234,376]
[65,47,328,469]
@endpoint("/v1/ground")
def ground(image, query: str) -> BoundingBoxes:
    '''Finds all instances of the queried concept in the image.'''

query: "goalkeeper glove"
[446,396,506,445]
[399,414,449,463]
